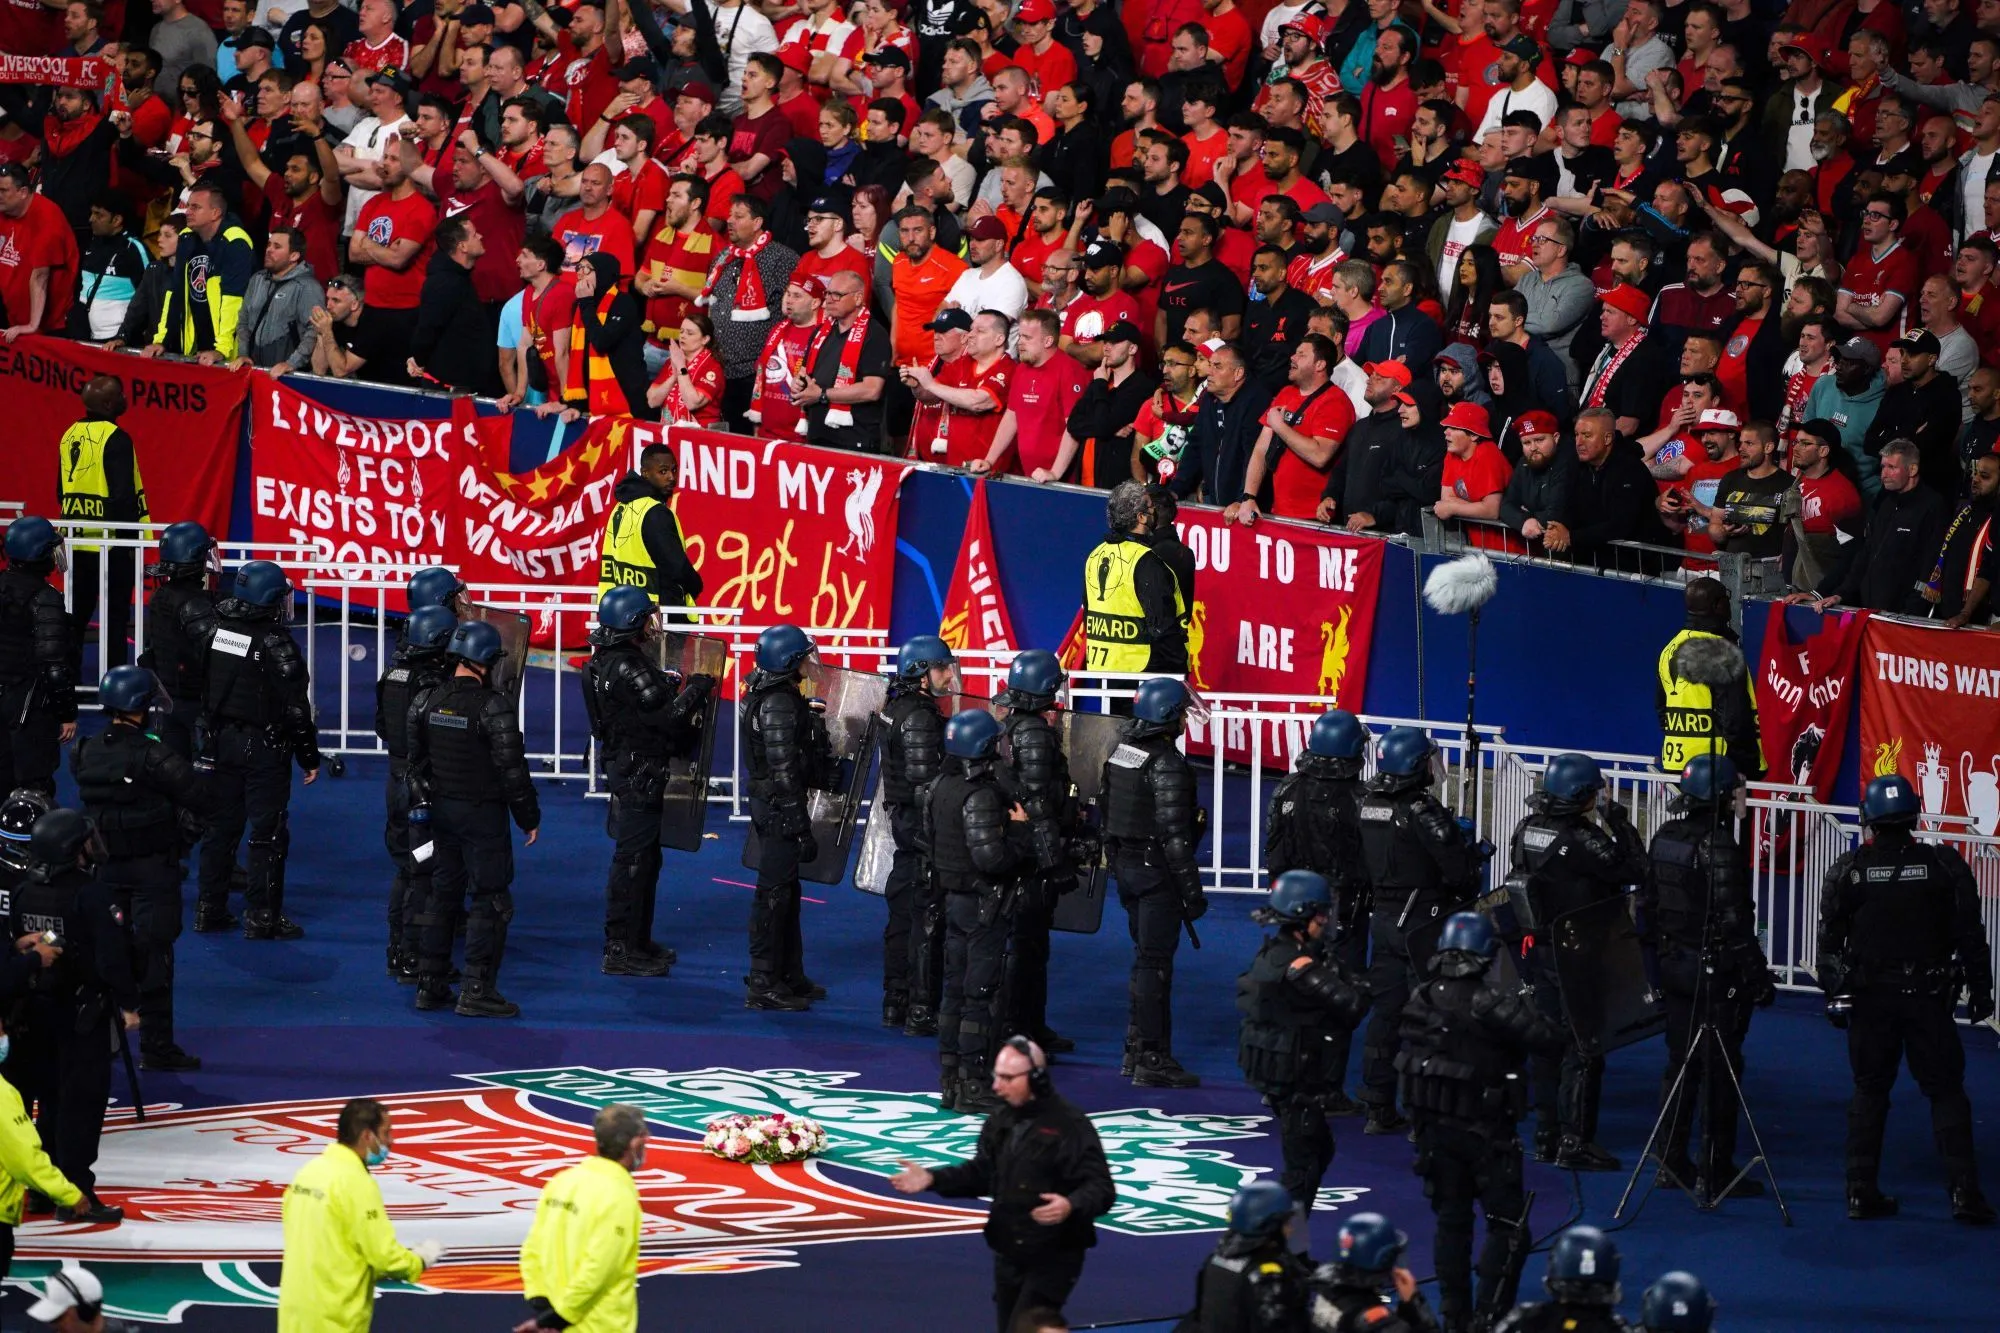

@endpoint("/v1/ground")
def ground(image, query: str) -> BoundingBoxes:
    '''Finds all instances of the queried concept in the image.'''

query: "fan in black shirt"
[1155,212,1244,349]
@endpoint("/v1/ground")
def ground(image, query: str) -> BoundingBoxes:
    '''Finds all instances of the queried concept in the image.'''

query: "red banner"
[939,479,1016,655]
[0,54,111,88]
[0,335,245,540]
[247,376,493,609]
[1173,510,1383,766]
[1754,602,1867,800]
[1858,617,2000,834]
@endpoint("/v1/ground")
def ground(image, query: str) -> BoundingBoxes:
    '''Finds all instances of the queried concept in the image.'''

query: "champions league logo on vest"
[6,1066,1336,1321]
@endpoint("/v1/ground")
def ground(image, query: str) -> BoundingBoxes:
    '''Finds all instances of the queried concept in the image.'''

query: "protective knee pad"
[476,891,517,925]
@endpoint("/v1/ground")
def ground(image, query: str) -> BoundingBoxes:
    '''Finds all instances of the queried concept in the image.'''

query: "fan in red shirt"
[541,2,621,133]
[1434,401,1515,550]
[745,277,828,439]
[552,164,638,275]
[646,312,727,425]
[1233,334,1357,523]
[1356,29,1418,173]
[348,153,435,310]
[1838,197,1920,353]
[1061,239,1144,367]
[437,139,528,305]
[1664,409,1745,556]
[1226,127,1329,228]
[973,308,1088,479]
[260,145,345,285]
[793,192,874,290]
[343,0,409,72]
[1008,0,1078,99]
[907,308,1017,467]
[777,0,866,103]
[0,169,79,336]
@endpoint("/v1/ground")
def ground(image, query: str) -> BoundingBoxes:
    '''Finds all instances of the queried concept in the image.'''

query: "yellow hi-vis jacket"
[278,1142,427,1333]
[597,493,667,600]
[1656,628,1766,775]
[0,1074,80,1225]
[1083,534,1182,673]
[519,1154,642,1333]
[57,417,149,544]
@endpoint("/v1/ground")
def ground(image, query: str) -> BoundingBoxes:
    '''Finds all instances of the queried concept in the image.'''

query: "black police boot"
[883,992,909,1029]
[745,974,810,1011]
[415,976,457,1011]
[1321,1088,1363,1117]
[602,942,671,977]
[1951,1182,1997,1225]
[1655,1155,1697,1188]
[1846,1184,1899,1219]
[1131,1046,1200,1089]
[192,901,237,933]
[1119,1024,1138,1077]
[1534,1129,1564,1164]
[902,1003,938,1036]
[639,940,679,966]
[1555,1136,1622,1171]
[956,1064,1005,1114]
[938,1057,959,1112]
[1033,1028,1076,1055]
[1699,1166,1764,1200]
[242,910,304,941]
[391,949,420,985]
[1364,1103,1410,1136]
[141,1044,202,1072]
[56,1195,123,1226]
[785,973,829,1001]
[456,975,521,1018]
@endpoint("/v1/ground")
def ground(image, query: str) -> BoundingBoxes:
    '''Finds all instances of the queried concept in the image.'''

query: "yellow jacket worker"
[1,1016,83,1242]
[279,1098,443,1333]
[516,1103,647,1333]
[1082,481,1188,676]
[1656,577,1766,779]
[597,445,704,610]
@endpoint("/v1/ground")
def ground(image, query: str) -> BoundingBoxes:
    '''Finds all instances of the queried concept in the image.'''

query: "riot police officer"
[1641,755,1774,1198]
[994,649,1080,1054]
[1636,1272,1713,1333]
[197,560,320,940]
[1509,753,1648,1171]
[581,587,715,978]
[138,520,220,762]
[0,517,76,797]
[408,621,541,1019]
[0,789,63,1000]
[1818,774,1996,1224]
[1306,1212,1441,1333]
[881,634,953,1033]
[1101,677,1207,1088]
[5,809,139,1225]
[1357,727,1483,1136]
[929,710,1031,1113]
[1491,1227,1630,1333]
[1237,870,1367,1217]
[1177,1180,1314,1332]
[72,667,215,1072]
[1397,913,1563,1333]
[374,605,458,984]
[407,565,473,618]
[739,624,836,1012]
[1265,709,1372,1113]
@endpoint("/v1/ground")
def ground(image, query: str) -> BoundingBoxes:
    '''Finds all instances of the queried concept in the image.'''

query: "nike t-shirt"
[1157,258,1245,347]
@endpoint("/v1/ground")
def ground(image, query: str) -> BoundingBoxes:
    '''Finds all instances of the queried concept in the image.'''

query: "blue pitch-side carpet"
[1,752,1994,1332]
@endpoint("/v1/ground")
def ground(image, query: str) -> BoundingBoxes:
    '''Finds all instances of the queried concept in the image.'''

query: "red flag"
[1056,606,1087,671]
[1753,602,1867,801]
[938,479,1017,654]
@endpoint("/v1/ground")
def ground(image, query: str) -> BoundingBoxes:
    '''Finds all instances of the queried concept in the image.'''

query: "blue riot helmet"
[896,634,956,678]
[1860,774,1920,828]
[1544,1226,1621,1306]
[3,516,64,569]
[755,624,815,674]
[1639,1272,1715,1333]
[1330,1212,1409,1284]
[99,666,169,718]
[404,606,458,654]
[155,520,217,580]
[1371,726,1437,794]
[1133,677,1193,724]
[1003,649,1066,708]
[0,789,52,845]
[407,566,468,613]
[1433,911,1498,978]
[447,620,504,668]
[597,586,655,637]
[1306,709,1367,760]
[944,710,1002,760]
[1678,754,1741,805]
[1541,753,1604,816]
[232,560,292,619]
[1224,1181,1295,1241]
[1266,870,1332,926]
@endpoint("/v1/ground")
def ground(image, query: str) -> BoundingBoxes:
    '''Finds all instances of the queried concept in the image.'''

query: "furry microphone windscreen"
[1672,634,1747,687]
[1423,552,1499,616]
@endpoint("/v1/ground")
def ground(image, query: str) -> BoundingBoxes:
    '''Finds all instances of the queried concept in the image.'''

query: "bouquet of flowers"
[701,1112,828,1164]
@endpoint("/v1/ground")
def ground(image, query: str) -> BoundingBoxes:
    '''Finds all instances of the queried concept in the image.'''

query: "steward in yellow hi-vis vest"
[58,377,148,541]
[1083,481,1188,674]
[278,1099,440,1333]
[597,443,703,611]
[517,1104,649,1333]
[1655,578,1766,779]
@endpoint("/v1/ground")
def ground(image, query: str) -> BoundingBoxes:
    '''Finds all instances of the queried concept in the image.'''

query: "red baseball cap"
[1601,283,1651,322]
[1442,401,1493,438]
[1778,34,1825,66]
[789,274,829,301]
[1016,0,1055,22]
[1364,359,1412,388]
[1517,409,1559,438]
[1443,156,1484,188]
[777,43,811,74]
[1280,13,1328,43]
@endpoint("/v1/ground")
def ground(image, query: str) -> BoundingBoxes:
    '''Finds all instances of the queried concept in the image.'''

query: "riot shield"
[1473,880,1529,996]
[742,660,889,885]
[1049,709,1127,935]
[855,692,994,895]
[649,630,730,852]
[463,603,532,703]
[1549,893,1666,1052]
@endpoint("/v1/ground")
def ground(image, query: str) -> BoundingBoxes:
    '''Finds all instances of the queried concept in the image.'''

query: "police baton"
[116,1018,146,1123]
[1181,918,1201,950]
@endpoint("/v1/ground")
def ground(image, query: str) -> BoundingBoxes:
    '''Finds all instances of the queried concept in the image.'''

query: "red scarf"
[1584,331,1645,409]
[800,306,872,433]
[701,232,772,321]
[662,346,720,424]
[746,318,811,423]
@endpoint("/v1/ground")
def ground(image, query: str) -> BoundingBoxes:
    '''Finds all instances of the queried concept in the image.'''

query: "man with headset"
[25,1266,140,1332]
[890,1036,1115,1332]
